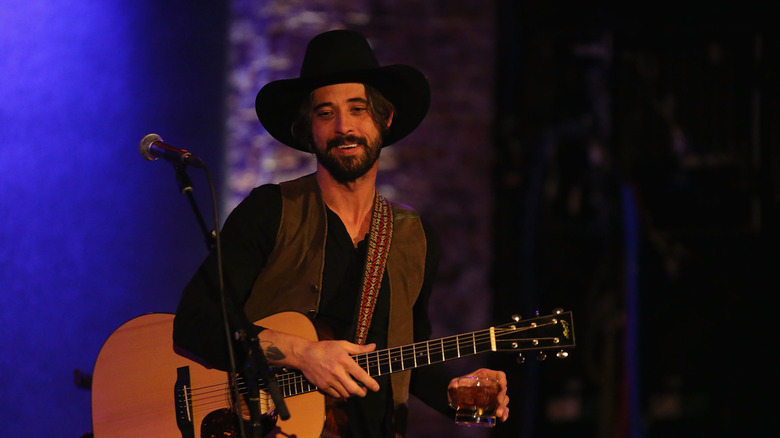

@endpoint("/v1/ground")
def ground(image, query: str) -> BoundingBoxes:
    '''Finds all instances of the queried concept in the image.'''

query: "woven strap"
[354,193,394,345]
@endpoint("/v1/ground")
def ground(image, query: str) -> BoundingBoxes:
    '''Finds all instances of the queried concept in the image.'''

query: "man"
[173,29,509,437]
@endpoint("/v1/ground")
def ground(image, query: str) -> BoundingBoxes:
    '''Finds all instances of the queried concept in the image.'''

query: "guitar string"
[185,319,563,408]
[188,329,501,407]
[353,322,561,376]
[276,325,541,392]
[189,323,554,405]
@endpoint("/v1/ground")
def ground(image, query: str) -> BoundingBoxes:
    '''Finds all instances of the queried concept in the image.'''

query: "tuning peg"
[536,351,547,361]
[556,350,569,359]
[516,353,525,364]
[553,307,564,315]
[511,314,521,322]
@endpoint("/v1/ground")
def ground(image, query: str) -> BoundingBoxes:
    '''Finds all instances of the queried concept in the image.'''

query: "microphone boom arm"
[173,163,216,250]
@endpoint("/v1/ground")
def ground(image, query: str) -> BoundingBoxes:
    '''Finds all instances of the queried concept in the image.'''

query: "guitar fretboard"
[271,328,496,398]
[249,311,574,400]
[358,328,495,376]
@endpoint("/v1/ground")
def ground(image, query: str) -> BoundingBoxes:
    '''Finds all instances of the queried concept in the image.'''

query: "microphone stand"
[174,164,215,250]
[172,163,290,437]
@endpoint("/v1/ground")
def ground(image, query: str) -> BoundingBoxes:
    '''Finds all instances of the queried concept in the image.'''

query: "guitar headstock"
[493,308,575,362]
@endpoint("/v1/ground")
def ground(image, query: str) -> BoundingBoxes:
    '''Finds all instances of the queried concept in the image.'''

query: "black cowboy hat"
[255,29,430,151]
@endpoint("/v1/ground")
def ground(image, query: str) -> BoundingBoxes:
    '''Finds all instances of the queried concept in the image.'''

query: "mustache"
[326,135,368,150]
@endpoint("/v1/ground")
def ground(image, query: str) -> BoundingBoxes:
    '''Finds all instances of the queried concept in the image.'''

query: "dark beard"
[315,134,382,183]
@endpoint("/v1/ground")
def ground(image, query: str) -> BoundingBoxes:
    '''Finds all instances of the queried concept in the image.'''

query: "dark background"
[491,3,774,437]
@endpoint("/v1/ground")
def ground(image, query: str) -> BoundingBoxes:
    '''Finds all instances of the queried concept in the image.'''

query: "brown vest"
[243,174,427,436]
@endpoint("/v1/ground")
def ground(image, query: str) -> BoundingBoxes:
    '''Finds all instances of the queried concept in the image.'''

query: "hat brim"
[255,64,430,151]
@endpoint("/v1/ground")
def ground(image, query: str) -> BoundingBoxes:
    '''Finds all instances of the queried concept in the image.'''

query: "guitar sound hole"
[200,408,242,438]
[201,408,277,438]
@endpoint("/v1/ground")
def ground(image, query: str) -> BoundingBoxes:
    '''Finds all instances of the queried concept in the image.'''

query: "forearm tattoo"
[260,340,286,361]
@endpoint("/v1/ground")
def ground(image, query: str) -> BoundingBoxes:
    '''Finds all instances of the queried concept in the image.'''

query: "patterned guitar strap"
[354,192,394,345]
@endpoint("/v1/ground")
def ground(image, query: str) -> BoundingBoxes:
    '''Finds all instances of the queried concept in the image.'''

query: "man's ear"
[386,110,394,128]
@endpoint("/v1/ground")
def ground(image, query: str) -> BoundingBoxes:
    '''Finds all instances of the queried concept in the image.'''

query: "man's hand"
[448,368,510,422]
[258,329,380,398]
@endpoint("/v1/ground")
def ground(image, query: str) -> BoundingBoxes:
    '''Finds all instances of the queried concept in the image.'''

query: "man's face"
[310,82,388,183]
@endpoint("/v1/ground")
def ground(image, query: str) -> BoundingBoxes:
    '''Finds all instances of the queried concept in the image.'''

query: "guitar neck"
[272,328,496,398]
[267,310,574,400]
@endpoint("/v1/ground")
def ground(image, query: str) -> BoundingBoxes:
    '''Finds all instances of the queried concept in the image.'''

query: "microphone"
[139,133,205,168]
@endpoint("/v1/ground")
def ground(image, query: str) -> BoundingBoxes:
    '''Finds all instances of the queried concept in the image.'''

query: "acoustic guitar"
[91,310,574,437]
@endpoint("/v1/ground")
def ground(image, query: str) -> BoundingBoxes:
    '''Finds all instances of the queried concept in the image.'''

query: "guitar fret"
[391,347,400,372]
[403,345,414,369]
[359,353,367,376]
[301,377,309,394]
[278,377,286,397]
[448,335,460,361]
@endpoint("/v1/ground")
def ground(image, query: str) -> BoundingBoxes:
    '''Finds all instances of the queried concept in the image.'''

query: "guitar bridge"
[175,366,195,438]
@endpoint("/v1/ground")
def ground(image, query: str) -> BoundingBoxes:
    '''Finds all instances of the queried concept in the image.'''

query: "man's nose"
[334,111,354,135]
